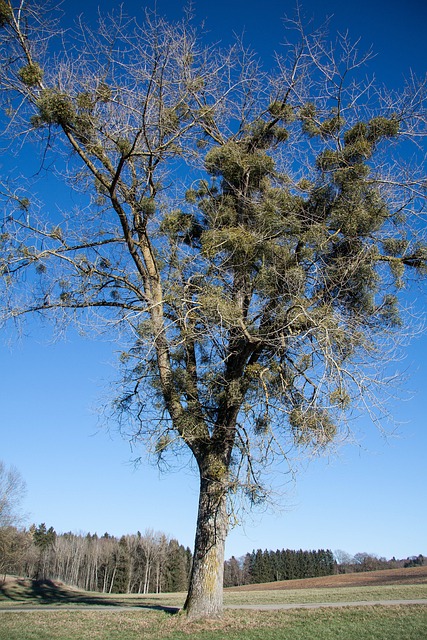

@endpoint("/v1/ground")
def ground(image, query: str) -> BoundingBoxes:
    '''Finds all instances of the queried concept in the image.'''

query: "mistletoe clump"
[0,0,12,27]
[34,89,75,126]
[18,63,43,87]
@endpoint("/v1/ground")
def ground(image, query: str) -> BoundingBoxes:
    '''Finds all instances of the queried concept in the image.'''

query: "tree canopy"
[0,0,426,618]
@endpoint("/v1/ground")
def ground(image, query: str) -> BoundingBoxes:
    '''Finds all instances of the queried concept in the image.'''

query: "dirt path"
[0,599,426,612]
[226,599,427,610]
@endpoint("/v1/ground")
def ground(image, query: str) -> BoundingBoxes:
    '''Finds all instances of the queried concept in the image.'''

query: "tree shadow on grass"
[0,578,180,614]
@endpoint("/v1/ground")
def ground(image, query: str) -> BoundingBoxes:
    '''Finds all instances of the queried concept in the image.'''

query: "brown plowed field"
[226,565,427,591]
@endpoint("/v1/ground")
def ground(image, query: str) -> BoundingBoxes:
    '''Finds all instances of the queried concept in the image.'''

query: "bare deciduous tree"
[0,461,27,580]
[0,461,26,529]
[0,1,426,618]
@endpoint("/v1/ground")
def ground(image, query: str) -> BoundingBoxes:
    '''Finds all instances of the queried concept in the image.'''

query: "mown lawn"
[0,606,426,640]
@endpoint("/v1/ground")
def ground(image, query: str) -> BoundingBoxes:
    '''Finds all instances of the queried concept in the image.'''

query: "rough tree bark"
[184,473,229,618]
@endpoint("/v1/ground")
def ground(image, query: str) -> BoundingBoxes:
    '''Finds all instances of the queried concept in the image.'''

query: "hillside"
[226,566,427,591]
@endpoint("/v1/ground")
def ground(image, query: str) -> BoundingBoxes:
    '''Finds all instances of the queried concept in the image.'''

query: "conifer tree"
[0,0,426,618]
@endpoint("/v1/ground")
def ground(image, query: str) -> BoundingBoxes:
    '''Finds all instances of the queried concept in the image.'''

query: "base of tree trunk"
[183,475,228,619]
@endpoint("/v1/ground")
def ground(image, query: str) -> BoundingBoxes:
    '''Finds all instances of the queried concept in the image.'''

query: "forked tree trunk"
[183,473,229,619]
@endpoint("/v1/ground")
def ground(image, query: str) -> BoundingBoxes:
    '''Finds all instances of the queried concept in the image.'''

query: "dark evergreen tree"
[241,547,335,584]
[32,523,56,550]
[164,539,191,592]
[109,536,130,593]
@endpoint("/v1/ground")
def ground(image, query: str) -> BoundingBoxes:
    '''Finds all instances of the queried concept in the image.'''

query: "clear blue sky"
[1,0,427,562]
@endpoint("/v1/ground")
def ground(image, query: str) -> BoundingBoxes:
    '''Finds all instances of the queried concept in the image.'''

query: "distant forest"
[1,524,425,592]
[224,549,426,587]
[1,524,192,593]
[224,548,335,587]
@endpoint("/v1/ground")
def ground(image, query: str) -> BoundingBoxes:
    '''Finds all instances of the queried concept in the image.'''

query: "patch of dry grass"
[0,610,162,640]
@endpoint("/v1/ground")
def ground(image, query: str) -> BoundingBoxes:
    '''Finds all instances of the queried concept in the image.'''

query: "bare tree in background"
[0,461,26,529]
[0,0,426,617]
[0,461,27,579]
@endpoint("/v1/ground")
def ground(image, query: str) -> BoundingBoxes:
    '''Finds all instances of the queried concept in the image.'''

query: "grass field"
[1,567,427,609]
[1,584,427,608]
[1,568,426,639]
[226,565,427,591]
[0,606,426,640]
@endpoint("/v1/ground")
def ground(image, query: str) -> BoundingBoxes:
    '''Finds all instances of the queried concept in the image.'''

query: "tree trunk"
[109,566,116,593]
[183,473,228,619]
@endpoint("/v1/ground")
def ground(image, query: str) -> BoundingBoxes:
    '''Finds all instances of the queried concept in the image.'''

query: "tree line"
[333,550,426,574]
[224,548,335,587]
[0,524,192,593]
[224,549,427,587]
[2,521,425,591]
[1,525,334,591]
